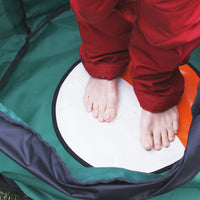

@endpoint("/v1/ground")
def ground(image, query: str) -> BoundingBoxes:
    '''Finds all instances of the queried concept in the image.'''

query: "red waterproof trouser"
[71,0,200,112]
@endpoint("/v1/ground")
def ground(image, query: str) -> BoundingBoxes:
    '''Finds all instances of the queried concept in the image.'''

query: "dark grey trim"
[0,80,199,200]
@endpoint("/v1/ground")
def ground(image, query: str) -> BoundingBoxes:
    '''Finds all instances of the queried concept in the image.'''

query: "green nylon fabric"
[0,6,161,183]
[22,0,69,31]
[190,46,200,71]
[0,0,26,80]
[0,1,200,199]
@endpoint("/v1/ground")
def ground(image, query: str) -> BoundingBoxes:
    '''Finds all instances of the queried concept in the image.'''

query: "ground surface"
[0,188,31,200]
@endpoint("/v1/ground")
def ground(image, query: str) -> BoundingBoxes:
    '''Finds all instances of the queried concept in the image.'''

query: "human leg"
[71,0,134,121]
[129,0,200,150]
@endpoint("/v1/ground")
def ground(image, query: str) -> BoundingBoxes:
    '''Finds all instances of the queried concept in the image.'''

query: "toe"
[172,120,179,134]
[161,129,169,148]
[168,126,175,142]
[92,105,99,118]
[153,131,162,150]
[144,139,153,151]
[172,108,179,133]
[140,130,153,151]
[104,106,117,122]
[98,105,106,122]
[85,102,93,113]
[98,114,104,122]
[83,96,93,113]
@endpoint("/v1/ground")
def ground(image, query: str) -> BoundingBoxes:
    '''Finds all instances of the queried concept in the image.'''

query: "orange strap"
[122,63,200,147]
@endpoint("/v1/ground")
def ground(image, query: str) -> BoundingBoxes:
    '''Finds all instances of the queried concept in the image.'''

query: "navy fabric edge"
[0,89,199,199]
[192,83,200,118]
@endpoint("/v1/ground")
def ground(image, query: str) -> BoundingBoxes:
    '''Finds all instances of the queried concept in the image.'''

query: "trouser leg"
[129,0,200,112]
[70,0,135,79]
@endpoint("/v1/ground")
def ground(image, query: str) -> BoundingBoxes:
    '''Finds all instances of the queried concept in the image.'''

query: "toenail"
[155,145,161,150]
[169,136,174,141]
[105,113,111,121]
[86,107,91,112]
[99,116,104,122]
[145,143,151,150]
[164,142,169,147]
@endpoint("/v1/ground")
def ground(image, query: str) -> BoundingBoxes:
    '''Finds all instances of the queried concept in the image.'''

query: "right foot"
[83,77,119,122]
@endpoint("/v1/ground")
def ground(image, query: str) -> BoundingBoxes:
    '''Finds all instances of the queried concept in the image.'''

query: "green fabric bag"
[0,1,200,200]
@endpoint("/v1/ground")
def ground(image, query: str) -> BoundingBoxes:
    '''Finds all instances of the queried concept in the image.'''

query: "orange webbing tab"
[177,64,199,147]
[121,62,200,148]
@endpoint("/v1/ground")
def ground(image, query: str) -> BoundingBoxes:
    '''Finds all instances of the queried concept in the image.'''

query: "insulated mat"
[54,62,195,173]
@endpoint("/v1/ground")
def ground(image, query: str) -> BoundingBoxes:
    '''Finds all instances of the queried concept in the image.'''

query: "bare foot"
[140,106,179,151]
[83,77,118,122]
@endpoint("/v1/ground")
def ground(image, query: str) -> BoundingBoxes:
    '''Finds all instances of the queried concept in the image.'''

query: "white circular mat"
[54,61,185,173]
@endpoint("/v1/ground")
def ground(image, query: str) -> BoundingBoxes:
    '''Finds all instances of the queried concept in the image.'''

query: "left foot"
[83,77,119,122]
[140,106,179,151]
